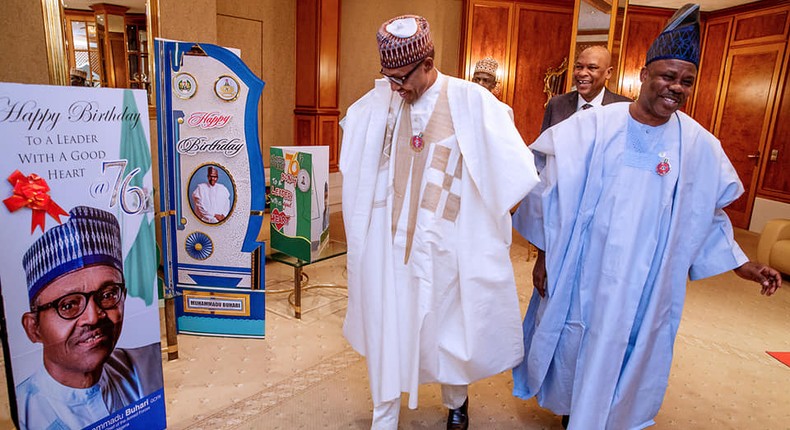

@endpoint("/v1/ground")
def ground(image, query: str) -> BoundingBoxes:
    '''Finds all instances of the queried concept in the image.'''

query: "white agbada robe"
[512,102,747,429]
[340,72,539,408]
[192,182,230,223]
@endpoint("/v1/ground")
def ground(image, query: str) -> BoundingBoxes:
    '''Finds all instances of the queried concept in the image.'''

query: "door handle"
[746,153,760,159]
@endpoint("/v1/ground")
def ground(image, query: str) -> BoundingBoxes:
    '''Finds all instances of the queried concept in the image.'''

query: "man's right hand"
[533,249,547,298]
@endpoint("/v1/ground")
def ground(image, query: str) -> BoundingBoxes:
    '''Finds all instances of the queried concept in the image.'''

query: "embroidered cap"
[474,57,498,78]
[22,206,122,303]
[645,3,701,67]
[377,15,434,69]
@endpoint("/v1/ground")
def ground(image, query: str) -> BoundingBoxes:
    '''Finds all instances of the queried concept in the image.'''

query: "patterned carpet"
[1,227,789,429]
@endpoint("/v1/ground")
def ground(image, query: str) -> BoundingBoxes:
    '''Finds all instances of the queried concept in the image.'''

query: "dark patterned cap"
[22,206,122,303]
[645,3,701,67]
[377,15,434,69]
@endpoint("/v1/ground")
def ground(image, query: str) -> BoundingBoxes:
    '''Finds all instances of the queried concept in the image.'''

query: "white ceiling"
[630,0,758,11]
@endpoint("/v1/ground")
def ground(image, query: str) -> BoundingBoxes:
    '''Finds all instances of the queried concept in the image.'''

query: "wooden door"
[461,0,574,142]
[691,17,732,131]
[462,1,515,96]
[509,3,573,143]
[616,6,673,100]
[758,46,790,203]
[714,43,785,228]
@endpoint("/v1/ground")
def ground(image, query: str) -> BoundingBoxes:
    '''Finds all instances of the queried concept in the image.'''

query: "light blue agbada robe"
[512,102,747,430]
[16,344,163,430]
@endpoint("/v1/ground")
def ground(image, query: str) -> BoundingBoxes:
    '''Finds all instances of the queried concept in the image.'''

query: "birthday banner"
[155,39,266,338]
[270,146,330,262]
[0,83,165,430]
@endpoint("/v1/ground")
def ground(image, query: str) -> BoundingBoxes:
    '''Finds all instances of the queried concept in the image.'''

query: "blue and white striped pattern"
[22,206,122,303]
[646,4,700,67]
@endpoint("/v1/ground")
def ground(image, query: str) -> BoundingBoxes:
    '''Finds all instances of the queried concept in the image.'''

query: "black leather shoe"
[447,398,469,430]
[561,415,569,429]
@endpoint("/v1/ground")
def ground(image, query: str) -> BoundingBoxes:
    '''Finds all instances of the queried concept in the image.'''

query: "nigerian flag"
[119,89,157,305]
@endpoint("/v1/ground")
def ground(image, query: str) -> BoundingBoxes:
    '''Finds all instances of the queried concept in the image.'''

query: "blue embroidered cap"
[22,206,122,304]
[645,3,701,67]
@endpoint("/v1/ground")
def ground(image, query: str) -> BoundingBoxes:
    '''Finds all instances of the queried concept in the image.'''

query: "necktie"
[582,103,593,110]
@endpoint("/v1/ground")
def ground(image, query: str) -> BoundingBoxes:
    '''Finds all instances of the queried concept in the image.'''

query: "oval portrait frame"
[187,162,237,227]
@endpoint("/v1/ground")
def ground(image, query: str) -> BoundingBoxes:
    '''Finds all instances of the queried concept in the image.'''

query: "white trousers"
[371,385,468,430]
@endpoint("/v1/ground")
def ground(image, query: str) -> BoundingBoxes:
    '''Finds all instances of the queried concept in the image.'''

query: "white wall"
[749,197,790,233]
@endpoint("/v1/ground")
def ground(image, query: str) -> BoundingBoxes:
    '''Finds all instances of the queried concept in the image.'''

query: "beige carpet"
[1,227,789,429]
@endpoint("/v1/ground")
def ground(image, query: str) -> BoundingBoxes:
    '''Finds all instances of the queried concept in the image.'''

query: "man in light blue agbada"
[16,206,163,430]
[511,4,782,429]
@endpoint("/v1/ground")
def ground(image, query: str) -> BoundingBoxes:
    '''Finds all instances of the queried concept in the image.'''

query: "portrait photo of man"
[15,205,164,430]
[190,164,233,224]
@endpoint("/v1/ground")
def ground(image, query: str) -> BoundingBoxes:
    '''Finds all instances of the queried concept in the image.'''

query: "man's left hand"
[734,261,782,296]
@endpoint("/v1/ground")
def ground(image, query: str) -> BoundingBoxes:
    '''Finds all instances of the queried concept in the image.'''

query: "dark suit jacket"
[540,88,632,133]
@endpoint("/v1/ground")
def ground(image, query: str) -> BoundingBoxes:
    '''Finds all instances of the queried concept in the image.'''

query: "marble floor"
[1,222,789,429]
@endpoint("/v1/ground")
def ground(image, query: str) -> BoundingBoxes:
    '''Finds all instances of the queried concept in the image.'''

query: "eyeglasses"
[381,60,424,86]
[32,283,126,320]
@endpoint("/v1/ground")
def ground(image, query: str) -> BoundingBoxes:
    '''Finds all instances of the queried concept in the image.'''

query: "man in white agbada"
[511,4,782,429]
[470,56,513,121]
[340,15,539,430]
[192,165,230,223]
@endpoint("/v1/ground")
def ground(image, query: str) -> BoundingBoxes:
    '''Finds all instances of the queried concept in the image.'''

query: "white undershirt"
[577,87,606,111]
[409,71,445,135]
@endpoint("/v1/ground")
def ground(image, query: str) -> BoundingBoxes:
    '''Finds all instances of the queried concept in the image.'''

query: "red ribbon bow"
[3,170,68,233]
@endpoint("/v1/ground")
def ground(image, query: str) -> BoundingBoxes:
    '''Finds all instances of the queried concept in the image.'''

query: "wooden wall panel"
[616,6,673,100]
[318,0,339,109]
[759,50,790,201]
[296,1,318,107]
[715,44,785,228]
[692,18,731,131]
[464,2,514,88]
[510,4,573,143]
[295,0,340,171]
[609,6,627,89]
[295,116,316,146]
[731,7,789,46]
[319,117,339,168]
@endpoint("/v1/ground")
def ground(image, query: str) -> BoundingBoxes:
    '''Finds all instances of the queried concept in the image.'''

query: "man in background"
[192,165,231,223]
[540,45,630,132]
[340,14,538,430]
[471,56,513,121]
[17,205,163,430]
[69,67,87,87]
[471,56,499,94]
[511,5,781,429]
[513,45,631,274]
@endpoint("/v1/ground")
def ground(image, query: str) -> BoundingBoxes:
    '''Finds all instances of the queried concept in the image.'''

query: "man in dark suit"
[541,45,631,132]
[533,45,631,429]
